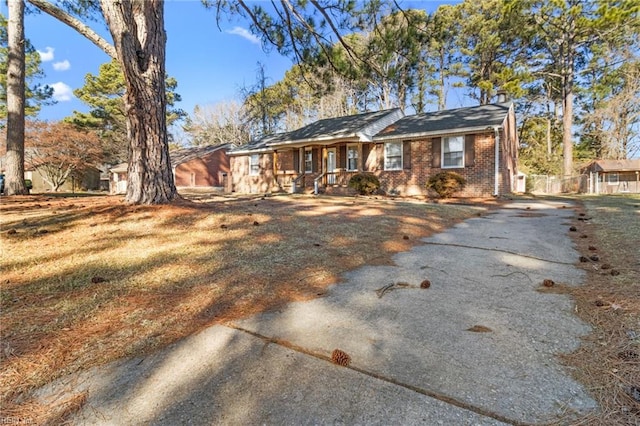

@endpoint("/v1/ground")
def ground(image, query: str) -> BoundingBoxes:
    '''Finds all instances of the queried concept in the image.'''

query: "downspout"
[493,126,500,196]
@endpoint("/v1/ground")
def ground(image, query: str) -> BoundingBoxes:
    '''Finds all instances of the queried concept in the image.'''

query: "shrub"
[348,173,381,195]
[426,171,466,198]
[25,179,33,190]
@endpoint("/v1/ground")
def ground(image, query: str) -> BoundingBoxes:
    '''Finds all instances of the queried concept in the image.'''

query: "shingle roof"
[169,144,231,166]
[228,134,284,155]
[374,102,512,141]
[267,108,402,146]
[109,163,128,173]
[229,109,403,154]
[588,159,640,172]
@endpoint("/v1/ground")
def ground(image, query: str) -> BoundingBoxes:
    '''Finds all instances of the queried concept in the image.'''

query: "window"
[607,173,619,184]
[347,145,358,171]
[384,142,402,170]
[249,154,260,176]
[304,149,313,173]
[442,136,464,168]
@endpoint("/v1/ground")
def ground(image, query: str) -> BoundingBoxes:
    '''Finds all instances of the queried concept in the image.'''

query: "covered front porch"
[272,142,378,194]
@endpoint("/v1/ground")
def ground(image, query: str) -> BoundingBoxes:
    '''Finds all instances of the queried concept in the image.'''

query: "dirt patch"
[562,195,640,425]
[0,193,488,422]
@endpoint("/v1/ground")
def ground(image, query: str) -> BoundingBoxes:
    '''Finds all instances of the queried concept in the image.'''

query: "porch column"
[273,150,278,176]
[322,146,328,186]
[272,150,278,191]
[322,147,327,173]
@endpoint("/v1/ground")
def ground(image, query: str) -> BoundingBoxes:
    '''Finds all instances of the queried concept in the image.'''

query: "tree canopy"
[66,59,186,163]
[25,120,102,191]
[232,0,639,176]
[8,0,640,203]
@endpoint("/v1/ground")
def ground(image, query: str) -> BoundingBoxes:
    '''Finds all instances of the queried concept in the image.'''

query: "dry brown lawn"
[2,192,638,424]
[561,194,640,425]
[0,192,488,421]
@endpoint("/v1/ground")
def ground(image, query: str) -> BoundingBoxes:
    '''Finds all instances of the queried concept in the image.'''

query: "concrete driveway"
[37,200,597,425]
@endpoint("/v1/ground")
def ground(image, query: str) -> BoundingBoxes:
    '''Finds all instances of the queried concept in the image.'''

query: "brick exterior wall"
[365,131,506,197]
[229,126,518,197]
[230,153,275,193]
[174,149,230,187]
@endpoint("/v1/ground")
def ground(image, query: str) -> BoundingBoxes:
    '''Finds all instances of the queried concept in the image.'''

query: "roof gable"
[589,159,640,172]
[375,102,512,140]
[267,108,403,146]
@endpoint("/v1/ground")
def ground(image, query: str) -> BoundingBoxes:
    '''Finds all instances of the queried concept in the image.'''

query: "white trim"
[374,125,503,142]
[267,135,361,147]
[249,154,260,176]
[304,148,313,174]
[229,148,273,156]
[384,141,403,171]
[493,127,500,196]
[441,136,464,169]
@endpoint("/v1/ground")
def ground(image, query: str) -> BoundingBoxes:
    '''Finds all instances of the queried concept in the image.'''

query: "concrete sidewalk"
[36,200,597,425]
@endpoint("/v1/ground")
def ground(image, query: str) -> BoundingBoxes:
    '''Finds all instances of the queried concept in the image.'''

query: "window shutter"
[339,145,347,169]
[465,135,475,167]
[377,144,384,170]
[432,138,441,168]
[403,141,412,170]
[362,144,371,171]
[293,150,300,172]
[312,148,318,172]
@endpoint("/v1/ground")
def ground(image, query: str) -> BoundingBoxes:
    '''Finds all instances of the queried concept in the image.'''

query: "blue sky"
[1,0,459,123]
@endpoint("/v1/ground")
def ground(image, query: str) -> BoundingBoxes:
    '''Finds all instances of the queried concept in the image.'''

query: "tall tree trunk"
[5,0,27,196]
[100,0,176,204]
[561,22,575,186]
[562,84,573,180]
[438,49,446,111]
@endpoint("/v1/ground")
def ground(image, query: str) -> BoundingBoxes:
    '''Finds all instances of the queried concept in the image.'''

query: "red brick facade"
[174,149,230,188]
[229,107,519,197]
[230,153,275,194]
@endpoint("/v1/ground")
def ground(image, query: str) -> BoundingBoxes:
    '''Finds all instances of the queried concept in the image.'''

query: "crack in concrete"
[419,241,575,266]
[226,323,531,426]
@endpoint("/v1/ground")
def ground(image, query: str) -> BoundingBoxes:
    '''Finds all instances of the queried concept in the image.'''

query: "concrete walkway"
[36,200,597,425]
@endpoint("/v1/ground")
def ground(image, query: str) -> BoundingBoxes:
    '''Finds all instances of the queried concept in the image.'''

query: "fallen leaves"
[467,325,492,333]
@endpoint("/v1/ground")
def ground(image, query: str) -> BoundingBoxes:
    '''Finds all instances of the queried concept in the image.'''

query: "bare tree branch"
[27,0,116,59]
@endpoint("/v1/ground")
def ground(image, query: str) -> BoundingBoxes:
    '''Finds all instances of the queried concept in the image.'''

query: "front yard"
[1,192,637,424]
[0,193,485,420]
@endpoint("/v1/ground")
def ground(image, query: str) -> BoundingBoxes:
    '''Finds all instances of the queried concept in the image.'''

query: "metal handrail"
[313,172,326,195]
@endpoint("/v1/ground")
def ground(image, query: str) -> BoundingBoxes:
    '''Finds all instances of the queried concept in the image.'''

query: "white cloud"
[51,82,73,102]
[37,47,55,62]
[53,60,71,71]
[226,27,260,45]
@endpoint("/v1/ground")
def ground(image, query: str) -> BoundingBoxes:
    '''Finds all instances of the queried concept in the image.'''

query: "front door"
[327,148,336,184]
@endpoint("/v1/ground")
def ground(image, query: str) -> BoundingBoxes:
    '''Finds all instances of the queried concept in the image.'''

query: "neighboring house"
[109,163,128,195]
[171,144,231,189]
[25,166,100,193]
[109,144,232,195]
[581,159,640,194]
[228,102,519,197]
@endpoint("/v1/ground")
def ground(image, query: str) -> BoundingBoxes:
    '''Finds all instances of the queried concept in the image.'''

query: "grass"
[559,194,640,425]
[0,192,487,421]
[2,192,637,424]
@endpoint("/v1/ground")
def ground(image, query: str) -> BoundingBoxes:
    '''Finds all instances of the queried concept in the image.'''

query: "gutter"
[266,134,362,148]
[374,125,500,142]
[493,126,500,196]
